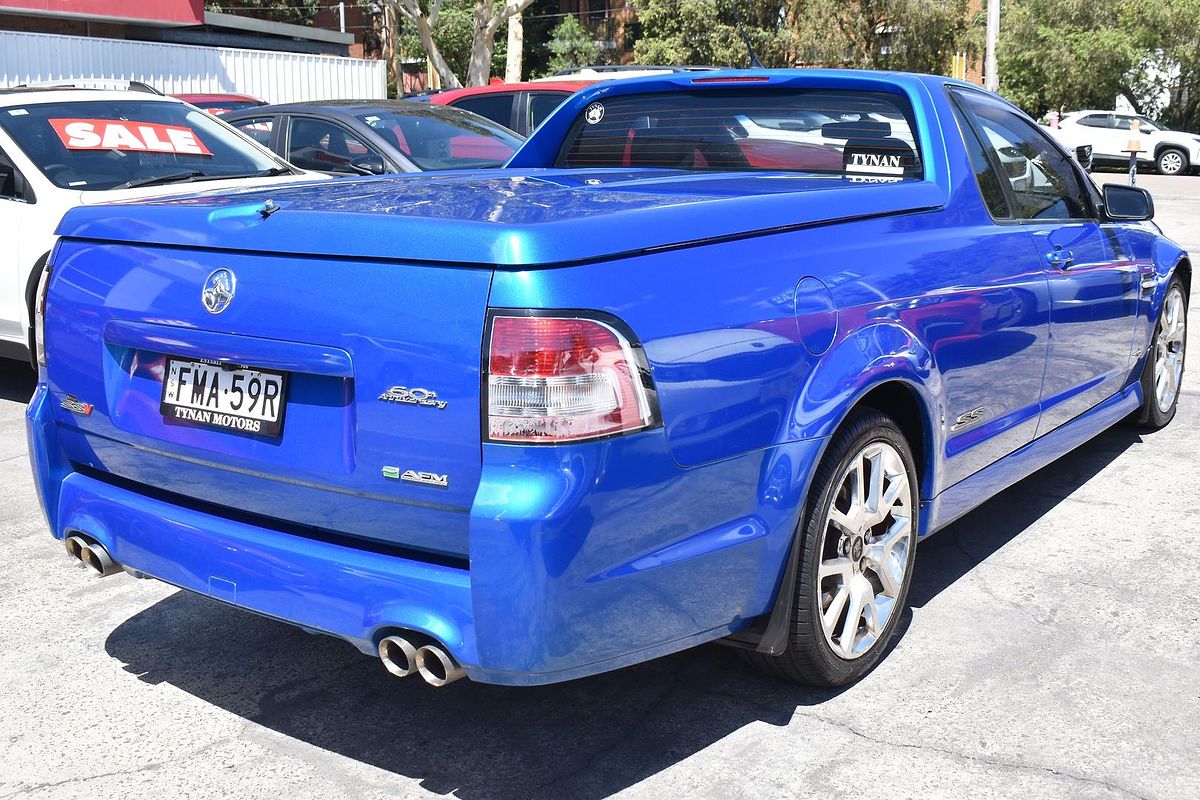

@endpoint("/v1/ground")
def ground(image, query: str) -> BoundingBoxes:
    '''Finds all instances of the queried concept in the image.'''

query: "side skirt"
[920,382,1142,537]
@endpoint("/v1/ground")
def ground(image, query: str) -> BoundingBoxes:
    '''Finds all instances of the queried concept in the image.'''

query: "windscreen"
[558,89,923,180]
[0,99,281,190]
[356,106,523,170]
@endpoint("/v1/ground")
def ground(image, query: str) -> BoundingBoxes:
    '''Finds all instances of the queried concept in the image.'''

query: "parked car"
[223,101,523,175]
[0,87,319,364]
[430,81,593,136]
[1049,110,1200,175]
[30,71,1188,689]
[172,93,266,116]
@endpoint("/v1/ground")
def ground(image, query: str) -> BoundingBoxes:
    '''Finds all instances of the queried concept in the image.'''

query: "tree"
[998,0,1200,124]
[387,0,535,87]
[632,0,793,68]
[632,0,968,73]
[545,15,601,76]
[205,0,321,26]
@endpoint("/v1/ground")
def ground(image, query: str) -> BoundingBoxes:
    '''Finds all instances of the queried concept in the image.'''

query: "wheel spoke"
[819,556,853,583]
[822,585,849,637]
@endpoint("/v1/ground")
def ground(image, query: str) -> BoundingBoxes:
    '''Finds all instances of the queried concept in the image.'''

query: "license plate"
[160,358,287,437]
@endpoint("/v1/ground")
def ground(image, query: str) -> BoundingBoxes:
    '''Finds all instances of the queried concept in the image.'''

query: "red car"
[172,93,266,116]
[429,81,593,136]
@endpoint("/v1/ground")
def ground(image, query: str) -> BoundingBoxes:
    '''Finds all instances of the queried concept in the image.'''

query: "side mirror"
[349,153,388,175]
[1103,184,1154,221]
[1140,125,1154,135]
[1074,144,1093,172]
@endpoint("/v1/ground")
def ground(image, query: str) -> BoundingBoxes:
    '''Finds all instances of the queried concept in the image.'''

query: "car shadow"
[0,362,36,403]
[103,424,1142,799]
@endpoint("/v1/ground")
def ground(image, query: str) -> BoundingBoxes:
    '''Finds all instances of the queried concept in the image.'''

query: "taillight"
[33,263,52,367]
[486,312,659,443]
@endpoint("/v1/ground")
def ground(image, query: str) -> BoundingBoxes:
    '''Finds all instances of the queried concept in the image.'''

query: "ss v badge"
[951,406,987,432]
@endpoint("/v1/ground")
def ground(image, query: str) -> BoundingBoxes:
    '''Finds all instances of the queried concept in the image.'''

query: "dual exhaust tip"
[64,535,122,577]
[64,536,465,686]
[378,635,465,687]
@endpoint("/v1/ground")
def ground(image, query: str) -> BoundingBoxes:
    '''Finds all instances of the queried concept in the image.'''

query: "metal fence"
[0,30,386,103]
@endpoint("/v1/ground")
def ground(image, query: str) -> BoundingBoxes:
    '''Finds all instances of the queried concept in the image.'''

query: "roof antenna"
[729,4,764,69]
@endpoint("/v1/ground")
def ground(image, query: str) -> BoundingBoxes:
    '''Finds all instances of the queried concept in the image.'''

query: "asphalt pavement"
[1,175,1197,800]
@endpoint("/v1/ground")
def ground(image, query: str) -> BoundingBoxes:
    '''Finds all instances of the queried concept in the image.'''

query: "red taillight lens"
[487,314,658,443]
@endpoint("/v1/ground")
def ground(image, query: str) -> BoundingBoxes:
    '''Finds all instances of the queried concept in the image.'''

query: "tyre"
[1156,148,1188,176]
[1130,277,1188,429]
[747,408,918,686]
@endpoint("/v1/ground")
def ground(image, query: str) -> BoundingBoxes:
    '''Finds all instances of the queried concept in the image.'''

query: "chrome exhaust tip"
[378,635,419,678]
[80,540,121,577]
[415,644,466,687]
[64,535,88,563]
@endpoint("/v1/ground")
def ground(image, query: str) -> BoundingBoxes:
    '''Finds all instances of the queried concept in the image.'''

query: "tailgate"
[44,239,492,560]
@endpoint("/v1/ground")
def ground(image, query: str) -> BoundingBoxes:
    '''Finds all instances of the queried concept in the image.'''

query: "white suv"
[0,87,321,363]
[1048,110,1200,175]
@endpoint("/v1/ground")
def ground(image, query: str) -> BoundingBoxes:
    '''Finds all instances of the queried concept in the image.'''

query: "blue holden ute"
[27,71,1189,688]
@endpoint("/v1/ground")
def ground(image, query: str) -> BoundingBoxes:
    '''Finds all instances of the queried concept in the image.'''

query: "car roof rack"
[551,65,720,76]
[0,80,164,95]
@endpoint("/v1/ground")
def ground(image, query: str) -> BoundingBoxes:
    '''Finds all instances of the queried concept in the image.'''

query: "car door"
[956,91,1139,434]
[0,141,39,342]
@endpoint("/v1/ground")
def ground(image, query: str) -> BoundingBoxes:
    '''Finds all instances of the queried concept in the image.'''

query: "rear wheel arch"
[1174,258,1192,298]
[850,380,934,498]
[739,376,937,658]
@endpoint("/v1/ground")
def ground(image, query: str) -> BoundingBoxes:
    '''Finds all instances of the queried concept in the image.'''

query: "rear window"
[558,89,923,180]
[0,99,279,191]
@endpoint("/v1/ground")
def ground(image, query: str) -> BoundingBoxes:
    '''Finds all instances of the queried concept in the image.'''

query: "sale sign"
[48,118,212,156]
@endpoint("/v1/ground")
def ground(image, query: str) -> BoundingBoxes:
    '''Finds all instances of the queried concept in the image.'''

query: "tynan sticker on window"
[48,119,213,156]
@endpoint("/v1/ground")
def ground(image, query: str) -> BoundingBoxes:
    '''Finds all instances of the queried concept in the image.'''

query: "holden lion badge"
[202,268,236,314]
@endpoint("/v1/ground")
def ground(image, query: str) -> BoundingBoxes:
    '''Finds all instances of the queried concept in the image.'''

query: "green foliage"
[397,0,508,82]
[632,0,969,72]
[999,0,1200,128]
[204,0,319,26]
[545,15,602,75]
[632,0,793,67]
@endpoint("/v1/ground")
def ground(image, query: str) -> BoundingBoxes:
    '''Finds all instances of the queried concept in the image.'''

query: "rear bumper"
[28,383,825,686]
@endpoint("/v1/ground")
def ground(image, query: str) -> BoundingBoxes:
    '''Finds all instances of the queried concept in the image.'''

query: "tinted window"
[191,100,264,115]
[0,99,279,190]
[558,90,923,179]
[529,93,568,131]
[451,95,515,129]
[0,145,20,198]
[288,117,383,174]
[355,107,521,170]
[231,115,274,147]
[958,93,1090,220]
[949,99,1010,218]
[1077,114,1110,128]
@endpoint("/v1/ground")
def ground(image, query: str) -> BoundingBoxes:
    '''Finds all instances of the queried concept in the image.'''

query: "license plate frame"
[159,357,288,437]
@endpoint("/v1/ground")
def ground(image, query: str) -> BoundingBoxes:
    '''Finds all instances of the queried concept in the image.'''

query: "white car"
[1048,110,1200,175]
[0,87,321,363]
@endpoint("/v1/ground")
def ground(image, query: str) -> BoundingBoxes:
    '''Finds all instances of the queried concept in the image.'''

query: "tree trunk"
[466,0,497,86]
[505,10,523,83]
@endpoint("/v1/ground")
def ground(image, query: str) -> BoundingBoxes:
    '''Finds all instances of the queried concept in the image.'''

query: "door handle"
[1045,247,1075,269]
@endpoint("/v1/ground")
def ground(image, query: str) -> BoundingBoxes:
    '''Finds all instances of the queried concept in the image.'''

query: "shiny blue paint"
[28,70,1189,685]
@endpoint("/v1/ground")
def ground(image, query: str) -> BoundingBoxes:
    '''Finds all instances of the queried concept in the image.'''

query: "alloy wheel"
[1155,285,1187,413]
[817,440,913,660]
[1159,151,1185,175]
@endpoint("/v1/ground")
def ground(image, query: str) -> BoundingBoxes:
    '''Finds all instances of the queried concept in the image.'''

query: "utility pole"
[984,0,1000,92]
